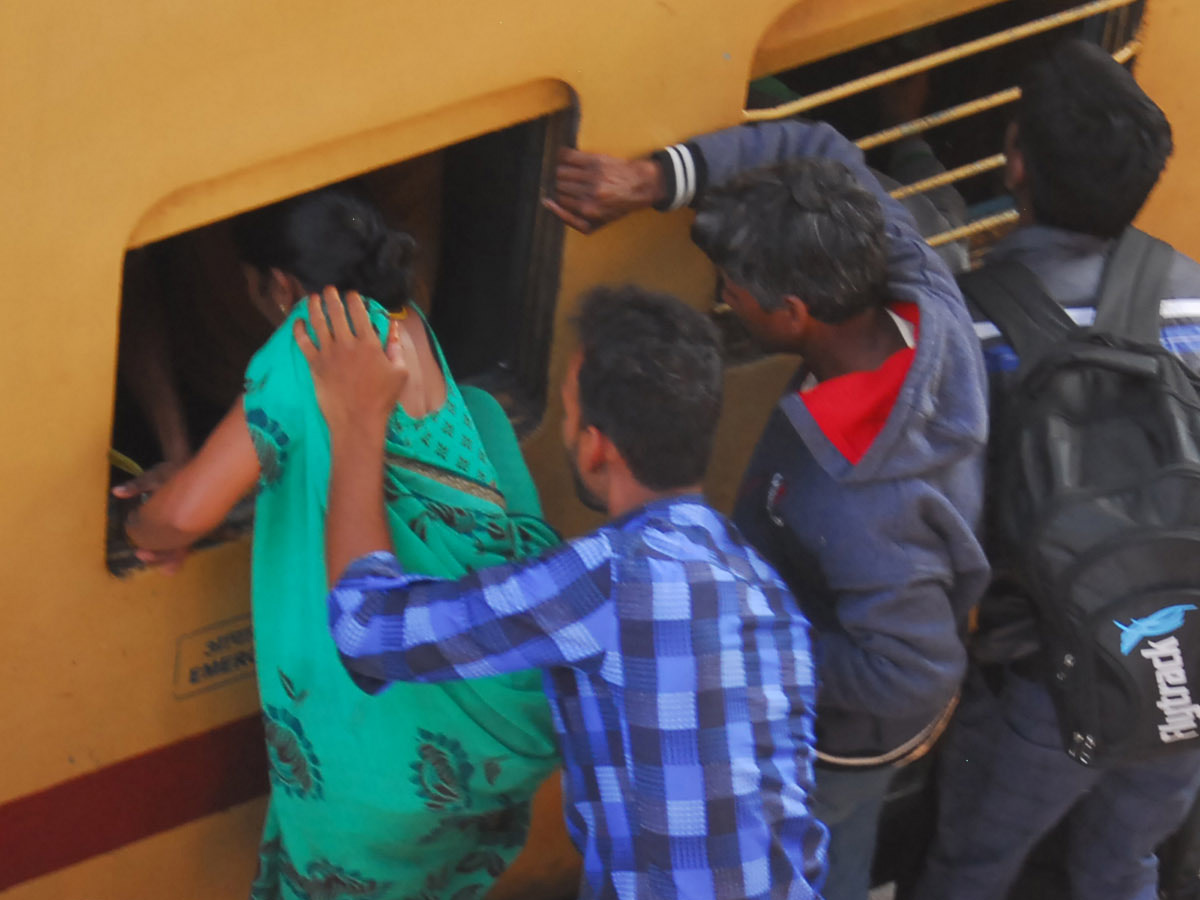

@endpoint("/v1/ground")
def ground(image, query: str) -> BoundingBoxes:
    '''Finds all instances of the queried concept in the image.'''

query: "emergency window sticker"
[174,614,256,699]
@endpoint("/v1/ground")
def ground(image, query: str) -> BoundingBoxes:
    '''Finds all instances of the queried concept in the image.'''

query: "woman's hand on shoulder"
[295,286,418,437]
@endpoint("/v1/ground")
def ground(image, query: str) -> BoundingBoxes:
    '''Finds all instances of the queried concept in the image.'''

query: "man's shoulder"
[1155,249,1200,371]
[615,496,793,587]
[610,495,725,532]
[1164,247,1200,298]
[963,228,1200,304]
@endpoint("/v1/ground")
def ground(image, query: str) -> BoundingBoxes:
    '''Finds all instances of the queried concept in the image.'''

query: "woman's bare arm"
[125,400,261,552]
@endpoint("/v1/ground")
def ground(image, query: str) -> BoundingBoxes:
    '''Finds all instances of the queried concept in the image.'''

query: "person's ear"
[576,424,608,475]
[780,294,811,337]
[268,268,306,307]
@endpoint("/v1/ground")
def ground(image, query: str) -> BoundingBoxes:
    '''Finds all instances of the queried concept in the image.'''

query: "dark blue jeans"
[812,762,897,900]
[917,668,1200,900]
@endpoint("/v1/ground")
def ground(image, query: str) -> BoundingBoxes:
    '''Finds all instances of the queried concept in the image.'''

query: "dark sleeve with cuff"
[661,120,965,304]
[649,142,708,212]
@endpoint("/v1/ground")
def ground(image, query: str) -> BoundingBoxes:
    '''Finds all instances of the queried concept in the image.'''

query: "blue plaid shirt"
[328,495,826,900]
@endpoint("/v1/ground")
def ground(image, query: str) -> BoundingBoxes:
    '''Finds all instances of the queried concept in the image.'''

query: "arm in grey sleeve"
[662,119,960,298]
[885,137,968,232]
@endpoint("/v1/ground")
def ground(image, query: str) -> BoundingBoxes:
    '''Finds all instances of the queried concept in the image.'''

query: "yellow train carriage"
[1,0,1197,896]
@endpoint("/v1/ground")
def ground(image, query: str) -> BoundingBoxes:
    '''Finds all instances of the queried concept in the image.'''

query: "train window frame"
[710,0,1148,365]
[747,0,1147,260]
[107,105,575,576]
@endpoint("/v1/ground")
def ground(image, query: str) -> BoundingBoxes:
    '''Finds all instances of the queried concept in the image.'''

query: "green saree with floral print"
[242,300,560,900]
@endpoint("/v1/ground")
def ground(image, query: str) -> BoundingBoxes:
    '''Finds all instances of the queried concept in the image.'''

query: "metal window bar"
[859,88,1021,151]
[740,1,1143,252]
[884,35,1138,204]
[890,153,1007,200]
[859,38,1139,151]
[928,209,1020,248]
[743,0,1141,124]
[885,35,1140,247]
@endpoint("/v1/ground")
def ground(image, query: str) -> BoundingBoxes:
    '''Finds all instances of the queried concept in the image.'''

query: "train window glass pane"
[714,0,1147,364]
[107,110,571,575]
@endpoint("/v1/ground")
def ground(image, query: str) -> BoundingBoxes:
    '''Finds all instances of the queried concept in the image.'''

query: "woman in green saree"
[125,189,561,900]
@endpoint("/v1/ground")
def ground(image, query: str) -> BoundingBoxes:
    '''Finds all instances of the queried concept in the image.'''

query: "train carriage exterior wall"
[2,0,1198,895]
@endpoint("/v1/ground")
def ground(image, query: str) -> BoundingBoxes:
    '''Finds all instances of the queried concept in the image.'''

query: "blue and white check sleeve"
[327,532,618,693]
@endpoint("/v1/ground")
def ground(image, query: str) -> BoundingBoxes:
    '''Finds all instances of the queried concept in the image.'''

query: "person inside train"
[111,157,443,501]
[123,188,561,900]
[543,116,990,900]
[301,283,829,900]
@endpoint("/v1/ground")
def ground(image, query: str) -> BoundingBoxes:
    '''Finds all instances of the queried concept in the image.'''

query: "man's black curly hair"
[1017,38,1172,238]
[574,285,724,490]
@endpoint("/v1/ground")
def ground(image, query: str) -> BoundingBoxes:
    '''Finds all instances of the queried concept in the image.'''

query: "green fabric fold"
[243,299,560,900]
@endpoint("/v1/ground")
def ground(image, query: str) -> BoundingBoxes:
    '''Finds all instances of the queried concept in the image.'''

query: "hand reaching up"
[543,148,667,233]
[294,286,416,439]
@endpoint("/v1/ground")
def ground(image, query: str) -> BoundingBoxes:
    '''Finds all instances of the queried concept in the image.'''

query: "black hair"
[690,157,888,323]
[231,187,416,306]
[1017,39,1173,238]
[575,286,724,490]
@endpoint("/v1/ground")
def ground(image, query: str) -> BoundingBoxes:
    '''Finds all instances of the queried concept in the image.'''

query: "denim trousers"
[916,667,1200,900]
[811,761,898,900]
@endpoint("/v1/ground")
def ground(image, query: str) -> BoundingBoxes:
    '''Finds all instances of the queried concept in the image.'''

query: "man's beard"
[566,450,606,513]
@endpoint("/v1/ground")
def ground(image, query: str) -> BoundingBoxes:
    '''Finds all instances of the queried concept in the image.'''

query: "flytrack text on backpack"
[1142,637,1200,744]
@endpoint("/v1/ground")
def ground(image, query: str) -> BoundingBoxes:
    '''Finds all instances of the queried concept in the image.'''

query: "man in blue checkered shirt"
[294,284,827,900]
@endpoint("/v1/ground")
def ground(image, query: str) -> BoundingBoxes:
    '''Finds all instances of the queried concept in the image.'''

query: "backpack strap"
[959,261,1076,361]
[1094,228,1175,343]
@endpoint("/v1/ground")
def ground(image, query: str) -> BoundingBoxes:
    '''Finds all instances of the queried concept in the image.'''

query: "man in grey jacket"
[546,118,989,900]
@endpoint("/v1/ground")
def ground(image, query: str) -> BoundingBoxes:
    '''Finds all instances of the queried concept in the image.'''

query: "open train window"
[713,0,1147,364]
[107,110,572,575]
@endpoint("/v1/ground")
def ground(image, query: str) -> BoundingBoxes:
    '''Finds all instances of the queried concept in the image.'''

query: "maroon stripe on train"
[0,715,267,891]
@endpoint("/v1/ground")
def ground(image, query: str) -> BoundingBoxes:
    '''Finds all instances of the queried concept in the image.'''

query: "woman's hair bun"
[356,227,416,306]
[375,230,417,271]
[232,187,420,308]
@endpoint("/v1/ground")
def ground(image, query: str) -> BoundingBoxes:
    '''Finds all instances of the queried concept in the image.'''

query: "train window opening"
[748,0,1146,256]
[107,110,571,575]
[713,0,1147,365]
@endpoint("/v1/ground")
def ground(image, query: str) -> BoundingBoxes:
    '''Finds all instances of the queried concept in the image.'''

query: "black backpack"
[961,229,1200,765]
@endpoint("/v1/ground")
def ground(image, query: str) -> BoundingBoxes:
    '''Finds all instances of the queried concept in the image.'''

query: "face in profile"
[719,272,794,354]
